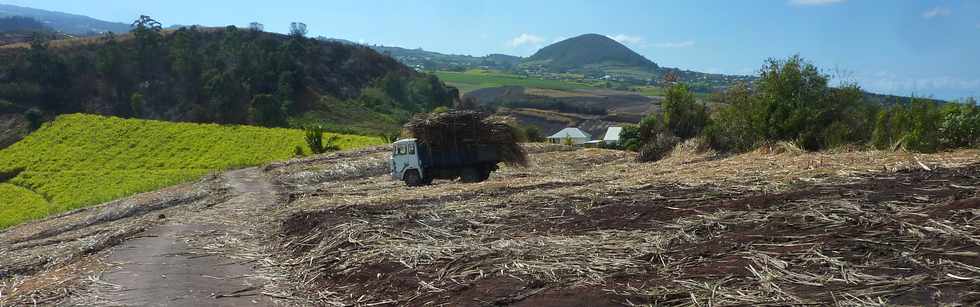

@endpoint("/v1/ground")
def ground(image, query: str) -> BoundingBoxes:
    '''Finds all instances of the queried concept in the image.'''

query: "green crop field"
[435,69,597,93]
[0,114,383,229]
[0,183,50,229]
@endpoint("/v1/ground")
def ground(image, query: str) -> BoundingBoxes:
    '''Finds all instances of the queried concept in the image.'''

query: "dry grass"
[268,145,980,305]
[3,144,977,306]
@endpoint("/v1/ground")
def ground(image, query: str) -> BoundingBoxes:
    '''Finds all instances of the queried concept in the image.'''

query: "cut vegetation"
[0,113,381,229]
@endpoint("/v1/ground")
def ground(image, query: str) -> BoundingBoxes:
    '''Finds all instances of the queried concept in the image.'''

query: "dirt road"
[97,168,279,306]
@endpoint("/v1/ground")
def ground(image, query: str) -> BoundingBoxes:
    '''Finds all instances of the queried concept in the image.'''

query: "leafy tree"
[289,22,308,37]
[130,93,144,117]
[249,22,264,32]
[618,125,642,151]
[637,114,662,143]
[96,32,130,110]
[202,69,248,124]
[24,108,43,129]
[705,55,873,152]
[28,33,68,112]
[704,83,759,152]
[251,94,287,127]
[524,125,543,142]
[130,15,164,80]
[939,100,979,148]
[661,83,708,139]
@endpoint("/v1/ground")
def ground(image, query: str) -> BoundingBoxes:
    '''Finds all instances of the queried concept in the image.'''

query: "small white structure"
[547,128,592,145]
[602,127,623,145]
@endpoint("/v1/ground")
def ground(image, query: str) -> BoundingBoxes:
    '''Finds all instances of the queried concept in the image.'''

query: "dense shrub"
[637,132,680,162]
[305,125,341,154]
[619,55,979,157]
[661,83,708,139]
[706,55,873,151]
[871,97,979,152]
[618,124,641,151]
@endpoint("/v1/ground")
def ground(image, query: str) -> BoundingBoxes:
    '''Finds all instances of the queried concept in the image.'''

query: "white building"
[547,128,592,145]
[602,127,623,145]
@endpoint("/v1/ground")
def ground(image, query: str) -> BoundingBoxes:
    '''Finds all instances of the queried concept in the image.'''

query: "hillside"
[0,16,71,45]
[0,114,381,229]
[523,33,658,72]
[371,45,523,71]
[0,24,457,143]
[0,4,130,35]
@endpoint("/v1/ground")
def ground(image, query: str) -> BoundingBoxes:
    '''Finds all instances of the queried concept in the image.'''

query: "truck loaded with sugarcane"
[391,110,528,186]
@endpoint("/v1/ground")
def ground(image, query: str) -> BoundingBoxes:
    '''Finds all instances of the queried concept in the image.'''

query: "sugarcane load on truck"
[390,110,529,186]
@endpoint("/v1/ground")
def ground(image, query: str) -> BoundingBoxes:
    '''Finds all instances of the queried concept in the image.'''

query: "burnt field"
[267,144,980,306]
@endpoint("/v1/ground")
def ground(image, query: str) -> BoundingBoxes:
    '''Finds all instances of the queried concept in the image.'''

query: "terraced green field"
[435,69,598,93]
[0,114,383,229]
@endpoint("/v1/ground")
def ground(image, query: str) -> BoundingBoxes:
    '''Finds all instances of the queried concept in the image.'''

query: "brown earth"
[266,144,980,306]
[2,144,979,306]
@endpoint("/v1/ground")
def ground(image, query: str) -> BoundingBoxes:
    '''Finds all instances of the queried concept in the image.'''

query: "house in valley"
[547,127,591,145]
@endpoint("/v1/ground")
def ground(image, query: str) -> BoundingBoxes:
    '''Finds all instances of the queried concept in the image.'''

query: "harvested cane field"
[1,143,978,306]
[266,144,980,306]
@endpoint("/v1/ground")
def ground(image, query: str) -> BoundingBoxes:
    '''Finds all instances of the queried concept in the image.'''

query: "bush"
[705,56,872,152]
[661,84,708,139]
[24,107,43,129]
[251,94,288,127]
[618,124,641,151]
[524,125,543,142]
[305,125,340,154]
[939,100,979,148]
[637,132,680,162]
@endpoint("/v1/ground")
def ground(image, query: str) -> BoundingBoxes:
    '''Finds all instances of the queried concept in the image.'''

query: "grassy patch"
[435,69,596,93]
[0,183,50,229]
[632,86,666,97]
[0,114,383,228]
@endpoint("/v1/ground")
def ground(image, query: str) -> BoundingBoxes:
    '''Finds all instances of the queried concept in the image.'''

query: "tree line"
[0,16,456,133]
[618,55,979,161]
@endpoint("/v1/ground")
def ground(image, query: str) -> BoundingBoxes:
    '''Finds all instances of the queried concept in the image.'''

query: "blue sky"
[2,0,979,100]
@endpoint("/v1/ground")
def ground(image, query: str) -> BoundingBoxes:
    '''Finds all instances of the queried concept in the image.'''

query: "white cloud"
[507,33,545,47]
[654,41,695,48]
[922,7,951,19]
[551,36,568,43]
[788,0,845,6]
[606,34,644,45]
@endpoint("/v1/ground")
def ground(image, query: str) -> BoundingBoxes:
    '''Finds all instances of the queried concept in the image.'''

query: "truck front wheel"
[477,165,492,182]
[460,167,482,183]
[404,170,423,187]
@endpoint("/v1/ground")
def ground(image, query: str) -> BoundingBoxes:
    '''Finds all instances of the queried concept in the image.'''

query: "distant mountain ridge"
[524,34,659,72]
[369,44,523,71]
[0,4,130,35]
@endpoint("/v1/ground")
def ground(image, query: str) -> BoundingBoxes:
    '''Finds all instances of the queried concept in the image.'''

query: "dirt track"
[97,168,278,306]
[2,145,979,306]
